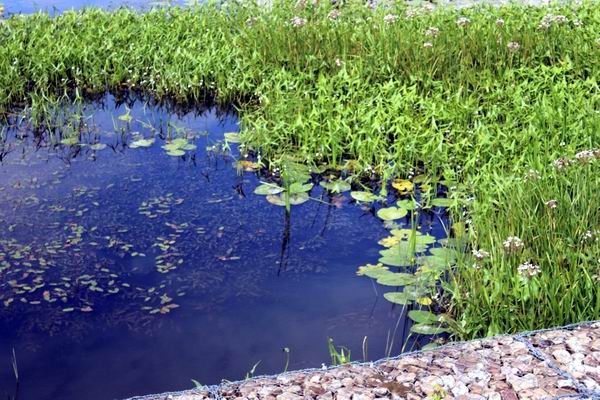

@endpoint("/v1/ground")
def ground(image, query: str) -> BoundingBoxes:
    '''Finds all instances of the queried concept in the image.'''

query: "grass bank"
[1,0,599,339]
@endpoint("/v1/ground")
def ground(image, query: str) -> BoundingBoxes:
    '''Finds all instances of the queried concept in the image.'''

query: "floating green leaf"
[430,198,454,208]
[254,183,285,195]
[410,323,451,335]
[356,264,390,279]
[350,191,379,203]
[60,137,79,145]
[90,143,107,151]
[224,132,241,143]
[377,207,408,221]
[320,179,351,193]
[383,292,412,305]
[289,182,313,194]
[376,272,416,286]
[408,310,440,324]
[266,193,309,206]
[129,138,155,148]
[166,149,185,157]
[396,199,417,210]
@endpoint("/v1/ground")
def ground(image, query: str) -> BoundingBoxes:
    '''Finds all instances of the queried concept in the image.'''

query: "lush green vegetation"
[1,0,599,340]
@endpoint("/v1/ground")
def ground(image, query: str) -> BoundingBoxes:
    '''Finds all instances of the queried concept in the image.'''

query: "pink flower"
[291,17,307,28]
[328,9,341,21]
[507,41,520,51]
[383,14,399,24]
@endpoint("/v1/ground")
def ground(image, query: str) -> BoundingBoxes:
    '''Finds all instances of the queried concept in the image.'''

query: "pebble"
[139,323,600,400]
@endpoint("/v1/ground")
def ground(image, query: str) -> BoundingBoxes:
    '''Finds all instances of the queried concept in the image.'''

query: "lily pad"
[376,272,416,286]
[320,179,351,193]
[289,182,313,194]
[378,254,413,267]
[254,183,285,195]
[430,198,454,208]
[288,193,310,205]
[266,193,309,206]
[383,292,412,305]
[350,191,379,203]
[377,207,408,221]
[224,132,241,143]
[90,143,107,151]
[408,310,440,324]
[396,199,417,210]
[129,138,155,148]
[410,323,451,335]
[60,137,79,145]
[356,264,390,279]
[166,149,185,157]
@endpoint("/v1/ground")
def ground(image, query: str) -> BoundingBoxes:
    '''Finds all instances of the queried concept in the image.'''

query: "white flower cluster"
[503,236,524,252]
[456,17,471,26]
[425,27,440,37]
[383,14,399,24]
[472,249,490,261]
[328,9,341,21]
[518,261,541,277]
[507,41,520,51]
[290,17,307,28]
[538,14,569,29]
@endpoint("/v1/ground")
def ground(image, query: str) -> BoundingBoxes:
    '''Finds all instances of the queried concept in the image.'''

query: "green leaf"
[171,138,188,147]
[266,193,309,206]
[356,264,390,278]
[378,254,412,267]
[90,143,107,151]
[421,343,440,350]
[224,132,241,143]
[350,191,379,203]
[430,198,454,208]
[289,182,313,194]
[319,180,351,193]
[377,207,408,221]
[60,137,79,145]
[254,183,285,195]
[408,310,440,324]
[129,138,154,148]
[266,194,286,206]
[396,199,417,210]
[376,272,416,286]
[410,323,450,335]
[383,292,412,305]
[166,149,185,157]
[288,192,310,205]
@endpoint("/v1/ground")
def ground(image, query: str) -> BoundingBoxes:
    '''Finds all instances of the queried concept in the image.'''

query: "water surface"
[0,95,449,400]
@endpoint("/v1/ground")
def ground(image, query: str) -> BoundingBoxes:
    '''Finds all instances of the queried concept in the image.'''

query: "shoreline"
[128,321,600,399]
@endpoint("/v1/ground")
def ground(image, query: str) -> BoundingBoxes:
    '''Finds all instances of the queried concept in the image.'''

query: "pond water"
[0,94,450,400]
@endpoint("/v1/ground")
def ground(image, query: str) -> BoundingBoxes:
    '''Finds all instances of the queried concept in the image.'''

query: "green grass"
[1,0,599,339]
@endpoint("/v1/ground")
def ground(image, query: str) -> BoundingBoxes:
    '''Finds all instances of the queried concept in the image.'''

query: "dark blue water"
[0,94,449,400]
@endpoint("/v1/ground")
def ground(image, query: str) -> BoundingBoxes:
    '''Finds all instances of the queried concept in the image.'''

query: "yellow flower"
[378,236,401,247]
[416,297,433,306]
[392,179,414,195]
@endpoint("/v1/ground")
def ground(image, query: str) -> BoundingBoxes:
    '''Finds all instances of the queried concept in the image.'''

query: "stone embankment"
[131,321,600,400]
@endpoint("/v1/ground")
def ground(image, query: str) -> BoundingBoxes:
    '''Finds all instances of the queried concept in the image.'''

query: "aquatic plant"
[448,152,600,338]
[0,0,598,348]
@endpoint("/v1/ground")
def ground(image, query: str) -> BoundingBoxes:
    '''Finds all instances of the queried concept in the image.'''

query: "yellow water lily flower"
[378,236,401,248]
[392,179,414,194]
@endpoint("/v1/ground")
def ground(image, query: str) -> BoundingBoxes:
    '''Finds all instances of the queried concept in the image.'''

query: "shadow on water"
[0,93,449,400]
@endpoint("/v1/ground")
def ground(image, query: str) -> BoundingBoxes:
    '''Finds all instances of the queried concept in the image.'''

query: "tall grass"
[448,154,600,339]
[0,0,599,337]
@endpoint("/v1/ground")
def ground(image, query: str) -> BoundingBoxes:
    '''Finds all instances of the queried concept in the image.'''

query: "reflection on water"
[0,94,448,400]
